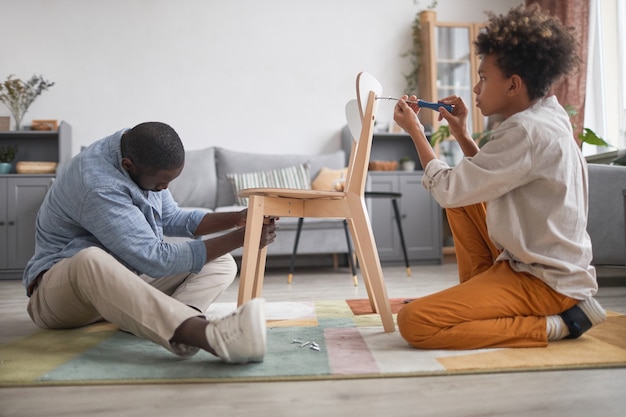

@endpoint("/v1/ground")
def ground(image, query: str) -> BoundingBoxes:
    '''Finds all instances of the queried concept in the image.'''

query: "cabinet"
[418,10,485,135]
[0,122,71,279]
[366,171,442,263]
[0,176,54,278]
[341,127,442,264]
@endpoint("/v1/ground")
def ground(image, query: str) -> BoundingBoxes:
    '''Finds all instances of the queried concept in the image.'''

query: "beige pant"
[27,246,237,355]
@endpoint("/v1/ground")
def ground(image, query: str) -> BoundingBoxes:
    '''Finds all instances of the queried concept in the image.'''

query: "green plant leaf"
[579,127,613,148]
[429,125,449,147]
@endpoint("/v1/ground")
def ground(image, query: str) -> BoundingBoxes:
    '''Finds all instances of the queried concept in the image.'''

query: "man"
[23,121,276,363]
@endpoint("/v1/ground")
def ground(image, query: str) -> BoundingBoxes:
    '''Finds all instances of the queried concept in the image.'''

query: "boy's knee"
[397,303,432,347]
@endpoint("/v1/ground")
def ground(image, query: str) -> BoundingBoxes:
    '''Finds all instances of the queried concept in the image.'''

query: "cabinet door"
[398,173,442,261]
[366,173,398,261]
[0,179,7,269]
[366,172,442,263]
[6,176,53,269]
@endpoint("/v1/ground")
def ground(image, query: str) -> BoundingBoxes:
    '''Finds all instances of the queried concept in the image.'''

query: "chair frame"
[236,72,395,332]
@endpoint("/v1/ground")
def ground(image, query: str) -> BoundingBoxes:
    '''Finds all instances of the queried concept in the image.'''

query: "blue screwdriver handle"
[417,99,453,113]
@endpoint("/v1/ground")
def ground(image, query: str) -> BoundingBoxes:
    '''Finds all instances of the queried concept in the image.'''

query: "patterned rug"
[1,300,625,387]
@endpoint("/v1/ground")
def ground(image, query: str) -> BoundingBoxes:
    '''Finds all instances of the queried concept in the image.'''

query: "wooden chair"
[236,72,395,332]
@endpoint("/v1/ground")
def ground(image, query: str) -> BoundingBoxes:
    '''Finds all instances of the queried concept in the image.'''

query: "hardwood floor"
[1,260,625,417]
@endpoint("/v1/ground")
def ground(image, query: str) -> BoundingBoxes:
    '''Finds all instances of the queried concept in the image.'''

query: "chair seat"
[238,187,346,200]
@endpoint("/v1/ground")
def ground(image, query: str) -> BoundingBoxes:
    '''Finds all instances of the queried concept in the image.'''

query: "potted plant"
[0,74,55,130]
[399,156,416,171]
[0,144,17,174]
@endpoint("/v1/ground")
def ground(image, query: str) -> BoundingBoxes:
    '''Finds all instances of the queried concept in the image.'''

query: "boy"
[393,4,605,349]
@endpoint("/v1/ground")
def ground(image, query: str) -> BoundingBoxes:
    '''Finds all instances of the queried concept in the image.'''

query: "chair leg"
[252,245,269,298]
[342,219,358,286]
[238,196,266,306]
[346,218,374,309]
[346,200,395,332]
[391,198,411,276]
[288,217,304,284]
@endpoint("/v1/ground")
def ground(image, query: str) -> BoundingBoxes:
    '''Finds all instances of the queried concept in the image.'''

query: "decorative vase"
[0,162,12,174]
[11,112,24,131]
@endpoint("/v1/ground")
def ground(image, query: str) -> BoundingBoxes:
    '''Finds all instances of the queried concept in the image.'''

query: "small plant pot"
[0,162,12,174]
[401,161,416,171]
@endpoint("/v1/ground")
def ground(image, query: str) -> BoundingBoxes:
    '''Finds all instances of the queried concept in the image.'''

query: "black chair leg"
[288,217,305,283]
[343,219,358,286]
[391,198,411,276]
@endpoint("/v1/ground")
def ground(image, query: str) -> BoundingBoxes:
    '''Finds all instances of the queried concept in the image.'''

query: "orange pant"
[397,203,578,349]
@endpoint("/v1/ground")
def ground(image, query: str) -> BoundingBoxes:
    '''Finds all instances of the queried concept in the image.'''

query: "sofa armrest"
[587,164,626,266]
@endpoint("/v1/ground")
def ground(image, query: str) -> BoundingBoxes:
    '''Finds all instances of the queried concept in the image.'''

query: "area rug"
[346,298,408,315]
[1,300,625,387]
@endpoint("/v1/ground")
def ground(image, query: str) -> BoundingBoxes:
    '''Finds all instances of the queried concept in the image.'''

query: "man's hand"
[235,209,248,228]
[259,216,277,249]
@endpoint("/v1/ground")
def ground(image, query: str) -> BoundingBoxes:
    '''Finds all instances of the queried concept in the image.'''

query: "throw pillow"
[226,163,311,206]
[311,166,349,191]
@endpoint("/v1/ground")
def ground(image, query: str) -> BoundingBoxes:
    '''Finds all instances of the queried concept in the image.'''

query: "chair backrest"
[344,72,383,197]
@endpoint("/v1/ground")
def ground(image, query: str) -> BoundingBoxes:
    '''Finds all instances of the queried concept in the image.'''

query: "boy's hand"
[437,95,469,141]
[393,95,425,137]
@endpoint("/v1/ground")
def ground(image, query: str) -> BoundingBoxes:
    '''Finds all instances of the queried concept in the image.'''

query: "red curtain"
[525,0,589,146]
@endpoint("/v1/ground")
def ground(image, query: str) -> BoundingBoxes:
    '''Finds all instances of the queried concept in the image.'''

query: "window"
[584,0,625,155]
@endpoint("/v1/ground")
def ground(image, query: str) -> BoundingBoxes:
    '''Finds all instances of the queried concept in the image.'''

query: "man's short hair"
[121,122,185,172]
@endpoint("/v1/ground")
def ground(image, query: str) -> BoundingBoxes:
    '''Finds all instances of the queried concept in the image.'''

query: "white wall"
[0,0,520,155]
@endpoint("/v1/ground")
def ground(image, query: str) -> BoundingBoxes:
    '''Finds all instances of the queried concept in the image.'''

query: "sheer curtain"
[584,0,625,153]
[618,0,626,150]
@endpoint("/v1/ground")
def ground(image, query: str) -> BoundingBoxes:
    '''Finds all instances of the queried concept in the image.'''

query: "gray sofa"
[587,163,626,283]
[167,146,350,261]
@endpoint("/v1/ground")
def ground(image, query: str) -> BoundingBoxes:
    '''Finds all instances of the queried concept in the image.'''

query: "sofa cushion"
[312,166,349,191]
[215,147,345,207]
[169,147,217,209]
[226,163,311,206]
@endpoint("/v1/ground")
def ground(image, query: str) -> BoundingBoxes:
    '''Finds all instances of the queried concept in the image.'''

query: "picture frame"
[31,119,58,131]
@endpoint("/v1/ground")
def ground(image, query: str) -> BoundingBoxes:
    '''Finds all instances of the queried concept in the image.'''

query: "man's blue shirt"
[23,129,207,291]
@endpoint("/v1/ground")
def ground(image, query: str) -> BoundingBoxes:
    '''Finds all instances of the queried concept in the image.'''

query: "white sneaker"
[205,298,266,364]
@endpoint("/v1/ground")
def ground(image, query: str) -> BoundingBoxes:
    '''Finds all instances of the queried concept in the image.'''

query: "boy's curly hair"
[474,4,580,100]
